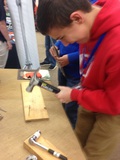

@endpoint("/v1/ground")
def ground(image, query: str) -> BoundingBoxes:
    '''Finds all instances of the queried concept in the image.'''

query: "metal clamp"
[26,155,37,160]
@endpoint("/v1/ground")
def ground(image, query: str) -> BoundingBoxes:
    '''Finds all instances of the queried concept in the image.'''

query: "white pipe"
[7,0,40,69]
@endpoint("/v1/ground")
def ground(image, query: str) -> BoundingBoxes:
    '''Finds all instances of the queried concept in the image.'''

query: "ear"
[70,11,84,23]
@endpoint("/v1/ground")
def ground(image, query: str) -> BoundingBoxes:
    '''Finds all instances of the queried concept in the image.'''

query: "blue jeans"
[58,69,80,128]
[44,36,56,67]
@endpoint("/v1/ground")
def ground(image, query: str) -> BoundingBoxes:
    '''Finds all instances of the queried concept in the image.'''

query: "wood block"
[21,82,49,121]
[24,133,69,160]
[0,114,3,120]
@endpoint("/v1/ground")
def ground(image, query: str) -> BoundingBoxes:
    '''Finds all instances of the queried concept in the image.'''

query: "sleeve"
[71,62,120,115]
[68,43,79,63]
[68,51,79,63]
[70,32,120,115]
[55,40,61,50]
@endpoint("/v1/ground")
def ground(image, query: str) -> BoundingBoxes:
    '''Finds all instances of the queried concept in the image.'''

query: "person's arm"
[56,42,79,67]
[56,66,120,114]
[0,20,12,50]
[68,51,79,63]
[67,43,79,63]
[56,56,120,115]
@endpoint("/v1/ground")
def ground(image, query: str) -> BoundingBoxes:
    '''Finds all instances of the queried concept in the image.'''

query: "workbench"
[0,69,86,160]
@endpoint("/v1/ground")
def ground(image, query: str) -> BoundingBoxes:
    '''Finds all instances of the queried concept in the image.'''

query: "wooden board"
[0,114,3,120]
[24,133,69,160]
[21,82,49,121]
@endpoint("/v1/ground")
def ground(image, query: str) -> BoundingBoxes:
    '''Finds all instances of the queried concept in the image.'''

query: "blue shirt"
[55,40,80,79]
[89,0,97,4]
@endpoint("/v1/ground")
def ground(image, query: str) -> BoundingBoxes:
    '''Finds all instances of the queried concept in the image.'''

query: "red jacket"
[71,0,120,115]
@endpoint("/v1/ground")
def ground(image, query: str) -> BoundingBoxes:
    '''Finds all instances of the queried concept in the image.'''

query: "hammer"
[29,130,68,160]
[50,37,66,77]
[26,67,60,93]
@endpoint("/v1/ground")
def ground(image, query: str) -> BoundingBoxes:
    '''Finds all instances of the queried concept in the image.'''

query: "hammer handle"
[48,149,68,160]
[38,79,60,93]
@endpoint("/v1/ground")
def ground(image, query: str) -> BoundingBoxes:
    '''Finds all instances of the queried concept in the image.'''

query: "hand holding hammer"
[26,67,60,93]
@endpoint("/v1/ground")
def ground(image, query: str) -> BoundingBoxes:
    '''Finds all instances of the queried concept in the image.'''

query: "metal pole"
[16,0,32,69]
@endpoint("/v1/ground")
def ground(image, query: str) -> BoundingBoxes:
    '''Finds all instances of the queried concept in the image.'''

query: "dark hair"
[37,0,92,35]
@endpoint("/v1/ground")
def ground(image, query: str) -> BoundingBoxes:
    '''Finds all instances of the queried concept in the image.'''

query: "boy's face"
[49,17,90,46]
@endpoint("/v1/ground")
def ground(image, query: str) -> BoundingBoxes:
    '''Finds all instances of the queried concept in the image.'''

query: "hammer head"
[26,67,41,92]
[29,130,41,144]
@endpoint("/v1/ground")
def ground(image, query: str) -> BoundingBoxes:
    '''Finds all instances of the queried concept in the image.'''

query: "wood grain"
[21,82,49,121]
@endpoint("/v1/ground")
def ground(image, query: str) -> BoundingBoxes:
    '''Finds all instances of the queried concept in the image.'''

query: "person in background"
[0,0,12,68]
[40,35,56,70]
[37,0,120,159]
[3,0,8,11]
[50,41,80,128]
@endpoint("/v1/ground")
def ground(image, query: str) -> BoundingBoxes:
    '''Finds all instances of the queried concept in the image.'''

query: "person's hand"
[7,41,12,50]
[56,55,69,67]
[55,86,72,103]
[49,46,58,60]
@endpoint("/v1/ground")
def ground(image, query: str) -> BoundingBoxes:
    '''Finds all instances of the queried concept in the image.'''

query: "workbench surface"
[0,69,86,160]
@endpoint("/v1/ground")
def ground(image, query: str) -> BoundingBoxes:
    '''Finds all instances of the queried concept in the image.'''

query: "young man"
[37,0,120,159]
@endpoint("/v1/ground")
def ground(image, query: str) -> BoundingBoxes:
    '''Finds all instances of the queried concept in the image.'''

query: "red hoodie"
[71,0,120,115]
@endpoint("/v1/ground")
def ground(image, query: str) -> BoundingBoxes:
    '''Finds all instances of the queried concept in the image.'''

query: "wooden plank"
[0,114,3,120]
[24,133,69,160]
[21,82,49,121]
